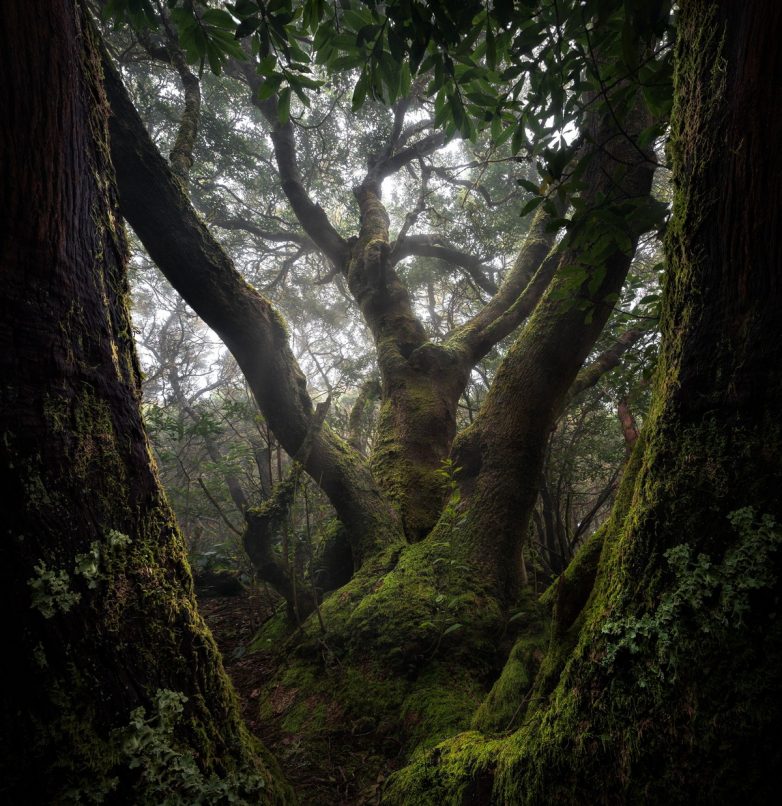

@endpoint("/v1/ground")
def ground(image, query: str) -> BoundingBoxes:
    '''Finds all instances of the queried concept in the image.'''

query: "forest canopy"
[1,1,780,803]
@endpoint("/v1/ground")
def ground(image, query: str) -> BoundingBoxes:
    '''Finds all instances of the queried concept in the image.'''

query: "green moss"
[248,536,509,792]
[401,668,485,756]
[383,732,501,806]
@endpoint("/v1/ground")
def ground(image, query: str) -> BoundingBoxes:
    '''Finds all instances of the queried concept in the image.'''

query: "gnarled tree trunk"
[385,1,782,802]
[0,2,290,801]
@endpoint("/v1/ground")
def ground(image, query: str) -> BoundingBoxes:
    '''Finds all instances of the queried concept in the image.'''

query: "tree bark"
[0,2,290,801]
[103,53,403,565]
[450,95,655,599]
[385,2,782,801]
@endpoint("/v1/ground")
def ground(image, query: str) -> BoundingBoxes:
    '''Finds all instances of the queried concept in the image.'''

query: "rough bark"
[0,2,290,801]
[449,96,655,599]
[385,2,782,802]
[103,52,403,565]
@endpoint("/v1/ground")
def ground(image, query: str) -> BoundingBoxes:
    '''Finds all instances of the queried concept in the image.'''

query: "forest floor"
[198,588,389,805]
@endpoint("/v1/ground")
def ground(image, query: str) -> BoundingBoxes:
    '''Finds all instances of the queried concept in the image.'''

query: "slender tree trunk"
[617,396,639,452]
[0,3,289,801]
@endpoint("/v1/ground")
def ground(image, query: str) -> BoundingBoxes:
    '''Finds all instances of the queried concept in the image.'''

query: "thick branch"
[370,131,446,187]
[103,50,401,564]
[390,234,498,295]
[446,206,560,364]
[159,11,200,185]
[348,183,428,364]
[450,94,656,599]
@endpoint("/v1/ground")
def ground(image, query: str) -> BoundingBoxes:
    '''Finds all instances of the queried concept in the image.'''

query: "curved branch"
[370,131,446,185]
[446,206,560,364]
[103,50,401,565]
[567,329,644,403]
[209,214,313,247]
[390,234,498,295]
[158,9,201,185]
[228,58,350,267]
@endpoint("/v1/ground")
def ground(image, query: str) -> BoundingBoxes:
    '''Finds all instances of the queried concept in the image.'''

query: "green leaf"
[235,15,260,38]
[485,21,496,69]
[519,196,544,217]
[352,68,369,112]
[277,86,291,124]
[516,178,540,194]
[202,8,235,29]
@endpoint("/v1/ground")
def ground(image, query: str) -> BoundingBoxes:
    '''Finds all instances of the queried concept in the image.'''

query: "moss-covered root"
[250,538,517,793]
[471,590,549,734]
[382,732,501,806]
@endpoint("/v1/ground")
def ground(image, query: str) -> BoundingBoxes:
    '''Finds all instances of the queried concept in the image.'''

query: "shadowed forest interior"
[1,1,780,803]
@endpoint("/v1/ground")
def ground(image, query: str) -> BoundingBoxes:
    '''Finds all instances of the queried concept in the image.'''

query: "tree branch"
[567,329,643,402]
[155,2,201,185]
[390,234,498,295]
[227,58,350,268]
[103,48,401,564]
[446,206,561,365]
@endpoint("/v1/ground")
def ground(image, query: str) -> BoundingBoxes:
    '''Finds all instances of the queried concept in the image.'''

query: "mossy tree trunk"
[0,2,290,801]
[220,88,655,795]
[98,14,661,786]
[386,1,782,802]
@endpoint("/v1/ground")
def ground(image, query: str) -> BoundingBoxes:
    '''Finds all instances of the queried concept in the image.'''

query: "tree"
[96,0,671,793]
[385,0,782,801]
[103,0,661,570]
[0,1,290,801]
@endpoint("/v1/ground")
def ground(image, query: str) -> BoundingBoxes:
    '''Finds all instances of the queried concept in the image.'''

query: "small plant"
[29,529,132,616]
[600,507,781,685]
[74,529,132,589]
[64,689,268,804]
[74,543,101,588]
[28,562,80,618]
[118,689,267,804]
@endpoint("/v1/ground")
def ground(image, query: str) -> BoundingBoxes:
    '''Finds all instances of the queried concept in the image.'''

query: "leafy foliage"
[600,508,782,686]
[104,0,673,212]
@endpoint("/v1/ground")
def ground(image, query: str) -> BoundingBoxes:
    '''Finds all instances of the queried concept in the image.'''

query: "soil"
[198,587,388,805]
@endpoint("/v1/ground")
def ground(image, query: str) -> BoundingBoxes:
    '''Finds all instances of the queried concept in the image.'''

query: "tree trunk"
[0,2,290,801]
[448,94,654,600]
[385,1,782,802]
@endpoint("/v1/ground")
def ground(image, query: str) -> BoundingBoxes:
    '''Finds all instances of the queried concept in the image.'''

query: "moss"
[383,732,501,806]
[249,537,508,792]
[401,667,485,757]
[250,607,298,652]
